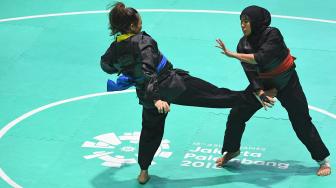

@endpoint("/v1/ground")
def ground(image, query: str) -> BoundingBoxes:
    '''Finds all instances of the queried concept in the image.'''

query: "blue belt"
[107,55,167,92]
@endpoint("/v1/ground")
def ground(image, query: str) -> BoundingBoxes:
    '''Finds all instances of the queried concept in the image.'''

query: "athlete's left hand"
[253,90,276,110]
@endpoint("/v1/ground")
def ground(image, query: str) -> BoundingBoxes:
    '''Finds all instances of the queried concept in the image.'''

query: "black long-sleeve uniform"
[100,31,256,170]
[222,27,330,161]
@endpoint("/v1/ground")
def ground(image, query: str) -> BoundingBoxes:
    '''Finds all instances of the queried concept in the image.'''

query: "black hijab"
[240,5,271,46]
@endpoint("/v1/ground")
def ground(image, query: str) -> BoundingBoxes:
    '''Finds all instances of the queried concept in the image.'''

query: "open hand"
[216,38,234,58]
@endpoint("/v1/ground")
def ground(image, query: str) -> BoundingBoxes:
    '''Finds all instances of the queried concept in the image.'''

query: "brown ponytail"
[109,2,139,35]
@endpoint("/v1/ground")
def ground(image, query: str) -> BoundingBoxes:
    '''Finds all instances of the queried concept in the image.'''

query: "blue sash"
[107,55,167,92]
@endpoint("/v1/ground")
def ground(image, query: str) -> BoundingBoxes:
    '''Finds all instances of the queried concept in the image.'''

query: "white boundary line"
[1,92,335,188]
[1,9,335,188]
[0,168,22,188]
[0,90,135,188]
[0,10,108,23]
[0,90,135,139]
[0,9,335,24]
[308,105,336,119]
[1,91,335,140]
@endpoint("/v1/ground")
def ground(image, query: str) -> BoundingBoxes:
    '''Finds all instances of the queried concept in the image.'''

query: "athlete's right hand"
[264,88,277,98]
[154,100,170,114]
[215,38,235,58]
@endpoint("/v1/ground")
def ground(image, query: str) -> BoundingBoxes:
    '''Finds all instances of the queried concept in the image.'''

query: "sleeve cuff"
[253,53,261,64]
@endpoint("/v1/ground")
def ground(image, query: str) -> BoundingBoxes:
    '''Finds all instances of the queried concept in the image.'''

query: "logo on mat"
[82,132,172,168]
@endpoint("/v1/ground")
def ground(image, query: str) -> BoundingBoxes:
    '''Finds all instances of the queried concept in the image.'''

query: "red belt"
[258,49,296,79]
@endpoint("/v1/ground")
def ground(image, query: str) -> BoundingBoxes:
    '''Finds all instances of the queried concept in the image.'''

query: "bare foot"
[216,150,240,167]
[317,165,331,176]
[137,170,150,184]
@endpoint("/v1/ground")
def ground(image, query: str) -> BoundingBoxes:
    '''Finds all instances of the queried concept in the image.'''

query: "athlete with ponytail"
[100,2,276,184]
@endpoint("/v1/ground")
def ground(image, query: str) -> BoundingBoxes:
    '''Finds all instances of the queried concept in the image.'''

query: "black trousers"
[222,71,330,161]
[138,75,255,170]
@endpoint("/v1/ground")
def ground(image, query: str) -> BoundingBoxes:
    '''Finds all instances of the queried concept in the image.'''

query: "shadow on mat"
[91,160,315,188]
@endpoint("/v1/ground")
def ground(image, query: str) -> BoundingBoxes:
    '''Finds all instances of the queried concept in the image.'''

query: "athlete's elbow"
[100,60,115,74]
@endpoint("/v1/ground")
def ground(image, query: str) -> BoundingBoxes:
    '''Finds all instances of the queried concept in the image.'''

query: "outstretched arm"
[215,38,278,109]
[216,38,257,65]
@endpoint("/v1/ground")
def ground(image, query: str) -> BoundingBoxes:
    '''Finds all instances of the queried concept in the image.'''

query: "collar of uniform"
[116,33,135,42]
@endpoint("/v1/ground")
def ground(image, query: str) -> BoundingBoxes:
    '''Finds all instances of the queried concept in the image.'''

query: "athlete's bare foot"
[216,150,240,167]
[317,165,331,176]
[137,170,150,184]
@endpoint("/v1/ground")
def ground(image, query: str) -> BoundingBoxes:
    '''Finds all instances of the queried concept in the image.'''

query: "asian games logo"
[81,132,172,167]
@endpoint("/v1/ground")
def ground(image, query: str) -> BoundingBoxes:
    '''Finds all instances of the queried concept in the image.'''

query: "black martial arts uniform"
[100,32,256,170]
[221,6,330,162]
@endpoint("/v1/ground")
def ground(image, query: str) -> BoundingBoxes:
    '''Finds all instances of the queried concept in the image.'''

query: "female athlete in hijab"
[215,5,331,176]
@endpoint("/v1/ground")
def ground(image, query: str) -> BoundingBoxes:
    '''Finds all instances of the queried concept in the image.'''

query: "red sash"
[258,49,296,79]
